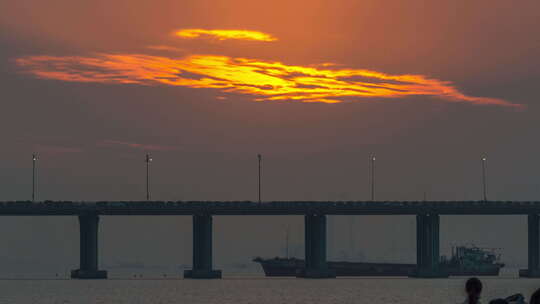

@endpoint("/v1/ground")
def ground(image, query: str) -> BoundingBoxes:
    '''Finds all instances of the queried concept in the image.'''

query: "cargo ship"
[253,257,416,276]
[253,246,504,277]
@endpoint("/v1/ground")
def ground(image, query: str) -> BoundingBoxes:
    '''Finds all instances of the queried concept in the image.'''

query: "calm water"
[1,274,539,304]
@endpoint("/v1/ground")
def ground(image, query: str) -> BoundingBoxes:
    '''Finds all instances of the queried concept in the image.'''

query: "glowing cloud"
[175,29,277,42]
[16,53,521,108]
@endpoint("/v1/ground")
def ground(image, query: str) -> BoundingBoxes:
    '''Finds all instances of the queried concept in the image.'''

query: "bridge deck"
[0,201,540,215]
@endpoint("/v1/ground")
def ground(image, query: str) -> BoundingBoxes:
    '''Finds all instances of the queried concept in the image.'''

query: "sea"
[1,269,539,304]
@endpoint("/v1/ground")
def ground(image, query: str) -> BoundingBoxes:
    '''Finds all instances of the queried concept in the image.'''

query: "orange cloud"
[146,45,186,53]
[175,29,277,42]
[16,53,521,108]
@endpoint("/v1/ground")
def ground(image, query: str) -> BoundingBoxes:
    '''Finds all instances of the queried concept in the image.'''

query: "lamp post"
[481,156,488,202]
[146,154,152,201]
[257,154,262,204]
[32,153,37,202]
[370,155,375,201]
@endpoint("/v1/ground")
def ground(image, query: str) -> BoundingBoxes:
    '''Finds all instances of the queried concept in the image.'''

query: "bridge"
[1,201,540,279]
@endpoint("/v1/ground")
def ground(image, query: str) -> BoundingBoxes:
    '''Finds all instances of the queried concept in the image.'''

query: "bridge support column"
[71,214,107,279]
[297,214,335,278]
[184,214,222,279]
[520,214,540,277]
[411,214,447,278]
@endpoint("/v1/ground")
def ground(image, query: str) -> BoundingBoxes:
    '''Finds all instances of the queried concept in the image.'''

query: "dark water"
[0,277,540,304]
[1,271,539,303]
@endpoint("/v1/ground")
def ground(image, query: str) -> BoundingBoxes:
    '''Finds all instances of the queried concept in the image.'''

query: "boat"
[440,246,504,276]
[253,245,504,277]
[253,257,416,276]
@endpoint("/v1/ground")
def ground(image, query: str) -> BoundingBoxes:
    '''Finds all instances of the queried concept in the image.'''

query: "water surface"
[1,275,540,304]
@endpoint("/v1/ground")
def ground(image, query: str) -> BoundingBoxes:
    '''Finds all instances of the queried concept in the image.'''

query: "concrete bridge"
[1,201,540,279]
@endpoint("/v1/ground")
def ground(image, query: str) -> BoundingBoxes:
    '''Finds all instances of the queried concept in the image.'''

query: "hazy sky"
[0,0,539,272]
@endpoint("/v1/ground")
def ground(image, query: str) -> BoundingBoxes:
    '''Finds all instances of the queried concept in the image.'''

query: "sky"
[0,0,539,273]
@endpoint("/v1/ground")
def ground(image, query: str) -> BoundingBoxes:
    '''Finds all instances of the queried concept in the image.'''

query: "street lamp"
[257,154,262,204]
[481,156,487,201]
[32,153,38,202]
[146,154,152,201]
[370,155,376,201]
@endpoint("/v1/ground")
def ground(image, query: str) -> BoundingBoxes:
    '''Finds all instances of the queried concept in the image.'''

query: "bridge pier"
[71,214,107,279]
[184,214,222,279]
[411,214,447,278]
[520,214,540,277]
[297,214,335,278]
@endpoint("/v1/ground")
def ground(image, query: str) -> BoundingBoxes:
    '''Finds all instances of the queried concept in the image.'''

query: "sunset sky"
[0,0,539,268]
